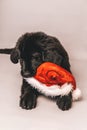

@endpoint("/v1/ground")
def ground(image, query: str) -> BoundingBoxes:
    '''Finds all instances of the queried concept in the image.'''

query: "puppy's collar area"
[24,77,81,101]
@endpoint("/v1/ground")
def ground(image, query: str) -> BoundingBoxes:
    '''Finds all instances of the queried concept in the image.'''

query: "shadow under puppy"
[0,32,72,111]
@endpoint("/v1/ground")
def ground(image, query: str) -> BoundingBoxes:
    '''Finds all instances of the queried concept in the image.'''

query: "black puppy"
[0,32,72,110]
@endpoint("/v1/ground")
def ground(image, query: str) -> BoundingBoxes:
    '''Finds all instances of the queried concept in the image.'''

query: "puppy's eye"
[35,56,41,61]
[32,56,41,60]
[32,53,41,61]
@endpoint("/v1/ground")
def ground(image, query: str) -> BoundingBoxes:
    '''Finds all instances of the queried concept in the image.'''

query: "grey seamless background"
[0,0,87,130]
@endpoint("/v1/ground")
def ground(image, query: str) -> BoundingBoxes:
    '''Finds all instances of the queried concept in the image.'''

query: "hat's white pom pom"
[72,88,82,101]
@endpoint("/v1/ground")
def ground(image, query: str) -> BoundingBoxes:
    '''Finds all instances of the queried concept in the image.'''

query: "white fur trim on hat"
[24,77,72,97]
[24,77,81,101]
[72,88,82,101]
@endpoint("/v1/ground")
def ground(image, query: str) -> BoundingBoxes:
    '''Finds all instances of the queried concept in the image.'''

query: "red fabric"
[34,62,76,89]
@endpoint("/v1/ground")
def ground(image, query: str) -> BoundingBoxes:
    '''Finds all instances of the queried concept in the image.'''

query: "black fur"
[56,92,72,111]
[0,32,72,110]
[20,79,39,110]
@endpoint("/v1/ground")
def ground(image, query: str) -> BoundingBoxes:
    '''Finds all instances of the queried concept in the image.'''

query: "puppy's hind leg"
[20,79,39,110]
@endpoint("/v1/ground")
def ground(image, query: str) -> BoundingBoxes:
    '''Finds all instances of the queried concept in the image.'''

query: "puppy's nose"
[21,71,31,78]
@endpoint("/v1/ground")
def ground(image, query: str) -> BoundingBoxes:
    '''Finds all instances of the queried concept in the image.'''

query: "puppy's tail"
[0,48,13,54]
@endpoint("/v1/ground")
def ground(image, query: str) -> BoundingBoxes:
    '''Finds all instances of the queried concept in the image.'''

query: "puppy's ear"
[10,48,20,64]
[10,33,30,64]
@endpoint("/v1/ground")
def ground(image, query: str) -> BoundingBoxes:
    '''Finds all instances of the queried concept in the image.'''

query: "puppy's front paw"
[20,93,37,110]
[56,93,72,111]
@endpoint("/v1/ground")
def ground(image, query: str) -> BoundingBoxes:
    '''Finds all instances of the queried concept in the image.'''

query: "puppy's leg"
[20,79,39,110]
[56,92,72,111]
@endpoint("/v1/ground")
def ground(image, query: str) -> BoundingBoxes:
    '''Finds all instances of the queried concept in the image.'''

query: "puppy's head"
[10,33,44,77]
[10,32,70,78]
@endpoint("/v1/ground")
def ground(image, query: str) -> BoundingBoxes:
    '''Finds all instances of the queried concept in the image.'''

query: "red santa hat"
[25,62,81,101]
